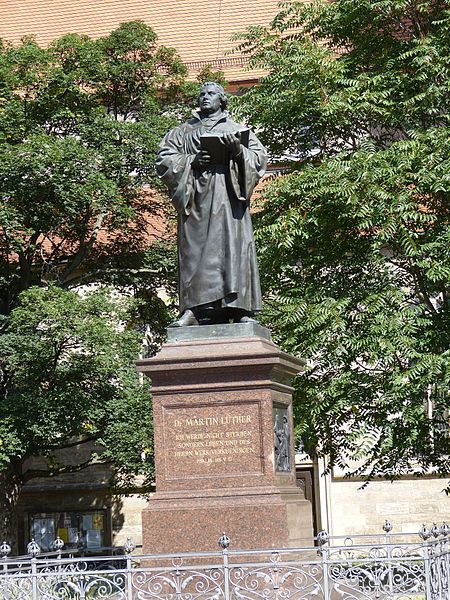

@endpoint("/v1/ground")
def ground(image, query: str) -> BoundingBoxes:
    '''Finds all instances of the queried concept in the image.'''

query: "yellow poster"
[92,514,104,530]
[57,528,68,544]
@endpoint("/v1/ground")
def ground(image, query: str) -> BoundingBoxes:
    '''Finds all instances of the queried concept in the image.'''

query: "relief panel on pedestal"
[273,405,292,473]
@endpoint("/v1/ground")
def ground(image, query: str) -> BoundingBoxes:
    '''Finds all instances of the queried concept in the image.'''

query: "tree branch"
[64,267,161,288]
[39,435,98,452]
[408,260,437,314]
[60,210,107,283]
[22,455,106,483]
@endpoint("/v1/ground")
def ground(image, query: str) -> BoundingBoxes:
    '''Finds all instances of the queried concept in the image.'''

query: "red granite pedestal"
[137,323,314,553]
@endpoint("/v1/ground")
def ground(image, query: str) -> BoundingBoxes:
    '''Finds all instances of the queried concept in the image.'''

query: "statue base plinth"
[137,329,314,553]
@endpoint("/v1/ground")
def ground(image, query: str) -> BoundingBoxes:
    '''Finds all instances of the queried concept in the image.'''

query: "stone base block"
[281,488,316,548]
[142,487,312,554]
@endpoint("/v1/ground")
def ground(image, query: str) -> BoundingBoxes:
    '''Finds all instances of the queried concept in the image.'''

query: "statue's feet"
[239,315,258,324]
[169,309,199,328]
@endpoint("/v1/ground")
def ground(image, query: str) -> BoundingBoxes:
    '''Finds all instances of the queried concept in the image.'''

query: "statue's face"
[198,85,222,114]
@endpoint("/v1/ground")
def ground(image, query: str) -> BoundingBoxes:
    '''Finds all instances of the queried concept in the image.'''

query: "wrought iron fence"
[0,523,449,599]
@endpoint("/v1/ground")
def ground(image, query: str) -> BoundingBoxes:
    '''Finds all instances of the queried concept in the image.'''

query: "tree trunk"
[0,461,23,553]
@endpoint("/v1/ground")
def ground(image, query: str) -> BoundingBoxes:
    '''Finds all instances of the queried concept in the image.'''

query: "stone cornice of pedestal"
[149,485,288,501]
[136,335,305,394]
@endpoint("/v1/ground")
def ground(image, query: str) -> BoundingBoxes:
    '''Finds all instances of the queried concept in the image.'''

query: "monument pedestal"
[137,324,313,553]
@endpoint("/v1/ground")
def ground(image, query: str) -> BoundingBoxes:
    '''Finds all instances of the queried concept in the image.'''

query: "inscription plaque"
[163,401,263,480]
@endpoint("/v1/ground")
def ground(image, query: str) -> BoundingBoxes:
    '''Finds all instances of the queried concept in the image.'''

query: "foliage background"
[232,0,450,487]
[0,21,192,543]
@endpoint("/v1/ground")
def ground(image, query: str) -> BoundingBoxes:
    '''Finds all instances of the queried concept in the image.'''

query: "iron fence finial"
[218,533,230,549]
[27,539,40,558]
[382,519,393,533]
[431,523,440,538]
[419,524,432,541]
[316,530,329,546]
[52,536,65,552]
[0,540,11,558]
[124,537,136,554]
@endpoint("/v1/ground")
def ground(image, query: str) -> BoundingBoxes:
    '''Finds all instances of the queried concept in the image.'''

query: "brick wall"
[0,0,282,82]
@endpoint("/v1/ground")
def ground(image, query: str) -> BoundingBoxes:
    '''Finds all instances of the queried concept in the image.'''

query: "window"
[30,510,107,552]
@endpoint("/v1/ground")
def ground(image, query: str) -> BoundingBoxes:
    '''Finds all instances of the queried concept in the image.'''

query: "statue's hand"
[222,132,242,158]
[192,151,212,168]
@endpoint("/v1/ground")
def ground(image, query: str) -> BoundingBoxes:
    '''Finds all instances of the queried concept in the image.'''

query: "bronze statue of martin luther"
[156,82,267,327]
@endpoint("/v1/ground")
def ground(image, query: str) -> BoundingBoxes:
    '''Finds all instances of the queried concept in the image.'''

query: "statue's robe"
[156,110,267,314]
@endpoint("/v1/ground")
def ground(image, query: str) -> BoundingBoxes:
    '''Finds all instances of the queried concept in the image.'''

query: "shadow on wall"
[111,495,125,542]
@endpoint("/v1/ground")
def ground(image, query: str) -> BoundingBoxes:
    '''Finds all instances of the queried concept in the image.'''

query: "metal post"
[317,531,330,600]
[124,537,136,600]
[2,568,6,599]
[438,538,444,600]
[31,555,38,600]
[0,541,11,600]
[444,525,450,600]
[218,533,231,600]
[80,574,86,600]
[383,522,394,600]
[430,524,442,599]
[27,539,41,600]
[126,553,133,600]
[419,526,432,600]
[2,557,8,600]
[322,545,330,600]
[52,534,65,592]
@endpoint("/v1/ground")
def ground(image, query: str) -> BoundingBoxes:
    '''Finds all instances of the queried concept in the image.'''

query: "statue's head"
[198,82,228,114]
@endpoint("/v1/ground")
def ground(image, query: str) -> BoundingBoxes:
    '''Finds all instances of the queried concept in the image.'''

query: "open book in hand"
[200,128,250,165]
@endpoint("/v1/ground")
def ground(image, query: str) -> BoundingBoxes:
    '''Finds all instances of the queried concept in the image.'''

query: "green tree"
[233,0,450,487]
[0,21,185,544]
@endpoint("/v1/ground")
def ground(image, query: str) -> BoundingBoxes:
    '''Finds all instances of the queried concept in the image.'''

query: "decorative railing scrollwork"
[0,523,448,599]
